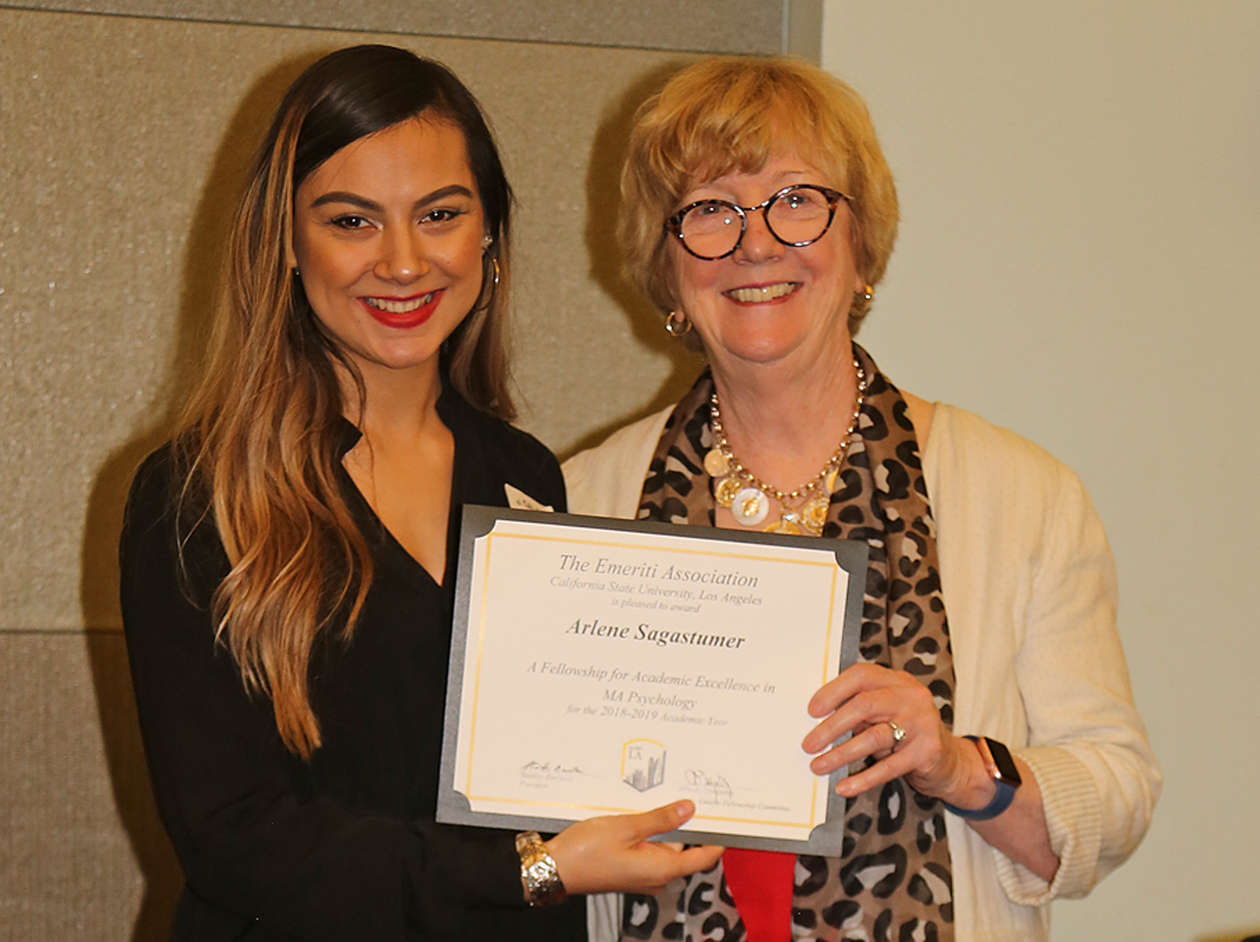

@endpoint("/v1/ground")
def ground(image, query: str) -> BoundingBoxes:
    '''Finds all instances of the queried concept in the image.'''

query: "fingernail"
[674,800,694,821]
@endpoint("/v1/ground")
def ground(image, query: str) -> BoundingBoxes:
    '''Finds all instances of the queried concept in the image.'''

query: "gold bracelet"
[515,831,567,906]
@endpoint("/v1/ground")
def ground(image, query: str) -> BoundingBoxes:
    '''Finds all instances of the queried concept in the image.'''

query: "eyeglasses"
[665,184,852,261]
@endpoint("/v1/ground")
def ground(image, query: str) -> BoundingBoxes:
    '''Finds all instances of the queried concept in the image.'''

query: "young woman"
[120,45,719,942]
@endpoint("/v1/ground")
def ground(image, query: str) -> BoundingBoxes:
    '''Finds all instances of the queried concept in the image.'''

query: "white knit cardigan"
[562,401,1160,942]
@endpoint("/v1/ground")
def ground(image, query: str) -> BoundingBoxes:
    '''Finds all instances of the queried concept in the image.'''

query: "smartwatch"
[943,736,1022,821]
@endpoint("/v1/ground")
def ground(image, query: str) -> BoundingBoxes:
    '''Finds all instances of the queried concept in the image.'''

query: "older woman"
[564,57,1159,942]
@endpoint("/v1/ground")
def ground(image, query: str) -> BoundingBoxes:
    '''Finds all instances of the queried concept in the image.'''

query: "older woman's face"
[670,152,860,375]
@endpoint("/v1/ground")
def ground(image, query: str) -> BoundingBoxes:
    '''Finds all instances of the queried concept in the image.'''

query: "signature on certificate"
[683,769,734,802]
[520,760,586,775]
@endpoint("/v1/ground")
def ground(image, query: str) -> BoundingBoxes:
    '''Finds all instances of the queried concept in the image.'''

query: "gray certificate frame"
[436,505,868,854]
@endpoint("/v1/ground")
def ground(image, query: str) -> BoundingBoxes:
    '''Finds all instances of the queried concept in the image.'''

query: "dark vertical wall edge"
[786,0,823,61]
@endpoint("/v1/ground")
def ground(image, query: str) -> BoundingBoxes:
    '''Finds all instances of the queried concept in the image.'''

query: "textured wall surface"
[7,0,786,53]
[0,1,812,937]
[1,632,181,938]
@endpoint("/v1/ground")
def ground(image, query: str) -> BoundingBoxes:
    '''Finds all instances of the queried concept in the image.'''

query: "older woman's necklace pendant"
[708,359,866,537]
[731,487,770,526]
[703,449,731,478]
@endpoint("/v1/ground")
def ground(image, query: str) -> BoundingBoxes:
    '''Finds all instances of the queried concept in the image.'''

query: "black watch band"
[943,736,1022,821]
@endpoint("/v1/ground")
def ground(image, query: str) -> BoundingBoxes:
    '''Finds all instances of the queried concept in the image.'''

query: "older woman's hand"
[800,663,975,802]
[545,800,724,897]
[802,664,1061,881]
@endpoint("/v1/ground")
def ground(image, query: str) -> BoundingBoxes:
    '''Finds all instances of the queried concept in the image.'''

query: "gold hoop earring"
[665,310,691,336]
[473,254,501,314]
[856,284,873,303]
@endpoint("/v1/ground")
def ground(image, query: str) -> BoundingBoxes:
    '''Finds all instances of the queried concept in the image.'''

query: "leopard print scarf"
[625,346,956,942]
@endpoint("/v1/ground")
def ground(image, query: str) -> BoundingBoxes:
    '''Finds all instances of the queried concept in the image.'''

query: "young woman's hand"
[545,800,724,896]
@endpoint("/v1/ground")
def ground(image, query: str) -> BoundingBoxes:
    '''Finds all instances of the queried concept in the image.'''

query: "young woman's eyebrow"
[309,184,475,212]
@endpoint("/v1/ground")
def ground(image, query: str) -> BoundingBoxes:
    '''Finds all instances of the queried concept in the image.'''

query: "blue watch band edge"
[942,736,1019,821]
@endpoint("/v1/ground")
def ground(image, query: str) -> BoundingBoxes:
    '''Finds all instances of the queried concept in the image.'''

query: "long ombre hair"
[175,45,515,758]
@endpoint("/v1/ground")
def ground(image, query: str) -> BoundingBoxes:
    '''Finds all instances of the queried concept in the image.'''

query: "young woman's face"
[288,116,487,383]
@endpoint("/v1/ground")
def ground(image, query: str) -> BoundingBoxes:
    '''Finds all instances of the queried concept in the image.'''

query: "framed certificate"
[436,507,866,854]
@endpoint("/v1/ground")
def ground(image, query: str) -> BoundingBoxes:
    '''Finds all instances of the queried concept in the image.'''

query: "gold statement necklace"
[705,359,867,536]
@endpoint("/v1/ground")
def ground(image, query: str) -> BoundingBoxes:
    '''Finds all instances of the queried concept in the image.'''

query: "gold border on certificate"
[437,507,867,855]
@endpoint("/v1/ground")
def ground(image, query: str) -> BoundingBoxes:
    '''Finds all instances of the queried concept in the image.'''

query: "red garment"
[721,848,796,942]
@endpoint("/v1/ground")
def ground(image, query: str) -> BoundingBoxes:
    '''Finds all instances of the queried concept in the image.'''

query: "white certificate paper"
[436,507,866,853]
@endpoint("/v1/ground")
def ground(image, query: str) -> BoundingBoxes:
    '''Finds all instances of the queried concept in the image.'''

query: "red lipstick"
[361,289,444,330]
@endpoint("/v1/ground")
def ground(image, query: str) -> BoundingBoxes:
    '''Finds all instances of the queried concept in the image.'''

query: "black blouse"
[120,388,585,941]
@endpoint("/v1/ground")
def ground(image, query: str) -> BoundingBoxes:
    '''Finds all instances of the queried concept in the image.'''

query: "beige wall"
[822,3,1260,941]
[0,4,813,938]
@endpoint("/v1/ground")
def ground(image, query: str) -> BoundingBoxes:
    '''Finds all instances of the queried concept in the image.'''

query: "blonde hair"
[620,56,899,334]
[174,46,515,758]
